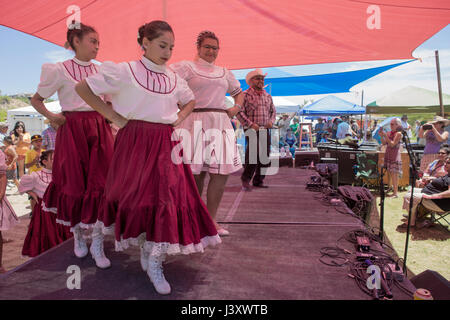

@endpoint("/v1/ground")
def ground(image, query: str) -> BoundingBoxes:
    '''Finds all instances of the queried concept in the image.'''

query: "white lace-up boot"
[73,226,88,258]
[140,245,149,271]
[147,254,171,295]
[90,227,111,269]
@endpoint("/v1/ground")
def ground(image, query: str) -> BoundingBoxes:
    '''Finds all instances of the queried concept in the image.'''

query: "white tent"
[7,100,62,135]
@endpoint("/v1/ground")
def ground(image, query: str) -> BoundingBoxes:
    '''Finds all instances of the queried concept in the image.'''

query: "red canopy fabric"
[1,0,449,69]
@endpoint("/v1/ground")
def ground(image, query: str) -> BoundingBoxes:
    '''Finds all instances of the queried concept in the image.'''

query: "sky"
[0,23,449,106]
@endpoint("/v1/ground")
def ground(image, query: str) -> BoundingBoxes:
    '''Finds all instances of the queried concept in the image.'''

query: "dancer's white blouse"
[170,58,241,110]
[37,57,102,112]
[18,168,52,199]
[86,56,194,124]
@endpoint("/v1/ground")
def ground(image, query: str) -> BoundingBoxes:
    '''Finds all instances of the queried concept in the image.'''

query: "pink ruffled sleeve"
[85,61,125,96]
[175,76,195,107]
[18,173,36,194]
[37,63,62,99]
[225,69,242,97]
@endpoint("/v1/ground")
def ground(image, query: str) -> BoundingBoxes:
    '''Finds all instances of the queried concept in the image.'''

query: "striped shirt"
[237,87,276,129]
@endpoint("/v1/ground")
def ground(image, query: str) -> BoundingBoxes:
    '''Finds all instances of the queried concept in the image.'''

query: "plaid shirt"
[42,126,57,150]
[237,87,276,129]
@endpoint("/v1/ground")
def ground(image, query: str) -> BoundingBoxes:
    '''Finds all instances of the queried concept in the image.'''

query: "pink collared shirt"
[170,58,241,110]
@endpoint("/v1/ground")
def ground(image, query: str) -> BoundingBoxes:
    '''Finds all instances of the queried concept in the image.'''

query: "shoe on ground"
[90,237,111,269]
[147,256,171,295]
[253,183,268,188]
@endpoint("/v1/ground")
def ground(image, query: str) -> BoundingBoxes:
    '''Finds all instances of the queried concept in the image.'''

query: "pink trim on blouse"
[62,59,97,82]
[127,60,177,94]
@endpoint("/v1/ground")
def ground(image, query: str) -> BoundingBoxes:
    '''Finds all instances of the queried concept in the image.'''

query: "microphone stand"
[379,164,386,241]
[401,130,419,276]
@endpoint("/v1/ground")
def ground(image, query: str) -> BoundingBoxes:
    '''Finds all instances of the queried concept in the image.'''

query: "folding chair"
[417,199,450,233]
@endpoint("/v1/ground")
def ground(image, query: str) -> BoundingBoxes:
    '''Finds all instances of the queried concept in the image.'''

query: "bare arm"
[380,130,402,147]
[431,124,449,142]
[172,100,195,127]
[5,148,17,170]
[422,186,450,200]
[30,93,66,126]
[226,91,244,118]
[75,80,128,128]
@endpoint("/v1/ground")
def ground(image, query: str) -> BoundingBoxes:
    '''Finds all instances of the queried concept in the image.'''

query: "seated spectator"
[402,157,450,227]
[320,132,330,143]
[416,145,449,187]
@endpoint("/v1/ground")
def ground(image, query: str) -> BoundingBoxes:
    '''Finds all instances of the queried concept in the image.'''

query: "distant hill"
[0,92,54,121]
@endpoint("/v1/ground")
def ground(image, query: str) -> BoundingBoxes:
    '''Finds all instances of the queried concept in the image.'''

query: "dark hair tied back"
[66,21,96,51]
[137,20,174,47]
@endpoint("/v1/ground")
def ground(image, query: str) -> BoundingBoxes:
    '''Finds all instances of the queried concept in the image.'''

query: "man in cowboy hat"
[237,68,276,190]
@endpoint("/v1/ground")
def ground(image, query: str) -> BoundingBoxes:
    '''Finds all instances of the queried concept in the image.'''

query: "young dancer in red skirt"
[75,20,221,295]
[20,150,72,257]
[30,23,114,268]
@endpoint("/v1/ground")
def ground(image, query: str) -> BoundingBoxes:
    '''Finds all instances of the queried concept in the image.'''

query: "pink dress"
[171,58,243,175]
[84,57,221,256]
[0,151,18,231]
[384,131,402,173]
[37,58,114,232]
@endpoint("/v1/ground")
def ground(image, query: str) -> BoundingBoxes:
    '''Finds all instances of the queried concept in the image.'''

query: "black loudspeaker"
[410,270,450,300]
[294,150,320,167]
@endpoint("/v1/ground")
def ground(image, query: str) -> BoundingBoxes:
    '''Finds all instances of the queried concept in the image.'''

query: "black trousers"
[241,129,271,186]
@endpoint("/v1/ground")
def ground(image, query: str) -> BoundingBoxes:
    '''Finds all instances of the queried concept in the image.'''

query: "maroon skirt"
[42,111,114,230]
[22,198,72,257]
[101,120,221,256]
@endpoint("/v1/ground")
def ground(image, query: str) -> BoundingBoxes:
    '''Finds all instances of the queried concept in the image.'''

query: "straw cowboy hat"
[427,116,450,126]
[245,68,267,86]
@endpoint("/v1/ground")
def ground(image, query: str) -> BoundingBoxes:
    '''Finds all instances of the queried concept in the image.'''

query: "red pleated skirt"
[22,198,72,257]
[101,120,221,256]
[42,111,114,230]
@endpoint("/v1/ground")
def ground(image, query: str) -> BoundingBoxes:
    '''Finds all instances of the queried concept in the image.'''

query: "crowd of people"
[274,112,450,229]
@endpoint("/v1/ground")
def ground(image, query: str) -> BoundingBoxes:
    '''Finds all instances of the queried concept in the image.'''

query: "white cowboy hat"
[245,68,268,86]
